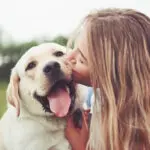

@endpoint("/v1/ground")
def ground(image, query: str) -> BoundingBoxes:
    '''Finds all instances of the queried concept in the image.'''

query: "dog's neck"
[16,102,67,132]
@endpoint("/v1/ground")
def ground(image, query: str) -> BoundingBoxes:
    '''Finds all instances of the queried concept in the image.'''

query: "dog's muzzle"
[34,61,76,117]
[43,61,64,82]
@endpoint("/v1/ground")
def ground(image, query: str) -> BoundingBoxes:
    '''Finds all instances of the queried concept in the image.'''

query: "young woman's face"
[66,31,91,86]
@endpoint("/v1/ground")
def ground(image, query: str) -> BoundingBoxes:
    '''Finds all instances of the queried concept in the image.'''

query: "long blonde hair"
[72,9,150,150]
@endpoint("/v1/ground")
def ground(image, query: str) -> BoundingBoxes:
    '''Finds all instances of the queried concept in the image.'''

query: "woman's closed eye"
[79,58,85,64]
[77,49,87,65]
[78,54,87,65]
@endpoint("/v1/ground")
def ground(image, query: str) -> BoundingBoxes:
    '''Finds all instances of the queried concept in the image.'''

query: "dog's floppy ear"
[7,68,20,116]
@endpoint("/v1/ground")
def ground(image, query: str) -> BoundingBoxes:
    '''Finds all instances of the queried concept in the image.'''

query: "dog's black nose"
[43,61,60,74]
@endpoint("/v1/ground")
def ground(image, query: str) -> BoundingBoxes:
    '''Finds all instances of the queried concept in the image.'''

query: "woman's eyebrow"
[78,48,87,61]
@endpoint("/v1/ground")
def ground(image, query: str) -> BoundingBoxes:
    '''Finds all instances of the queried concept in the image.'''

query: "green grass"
[0,81,8,118]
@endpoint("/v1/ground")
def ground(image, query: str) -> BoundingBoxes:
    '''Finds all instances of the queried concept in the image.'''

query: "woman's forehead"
[75,30,86,49]
[75,34,89,60]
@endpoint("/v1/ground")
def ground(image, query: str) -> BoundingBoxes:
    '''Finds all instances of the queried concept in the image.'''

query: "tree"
[0,41,38,80]
[51,35,68,46]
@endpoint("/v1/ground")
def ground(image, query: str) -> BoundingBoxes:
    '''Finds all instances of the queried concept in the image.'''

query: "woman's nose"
[66,50,76,61]
[65,50,77,66]
[64,57,76,68]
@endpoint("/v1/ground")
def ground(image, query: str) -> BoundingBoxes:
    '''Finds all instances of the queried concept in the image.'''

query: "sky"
[0,0,150,43]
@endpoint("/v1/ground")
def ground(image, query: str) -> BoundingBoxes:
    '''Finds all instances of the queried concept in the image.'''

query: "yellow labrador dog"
[0,43,88,150]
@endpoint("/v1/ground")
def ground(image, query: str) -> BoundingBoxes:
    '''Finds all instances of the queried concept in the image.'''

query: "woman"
[65,8,150,150]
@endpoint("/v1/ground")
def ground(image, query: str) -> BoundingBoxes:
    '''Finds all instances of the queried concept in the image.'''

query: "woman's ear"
[6,69,20,116]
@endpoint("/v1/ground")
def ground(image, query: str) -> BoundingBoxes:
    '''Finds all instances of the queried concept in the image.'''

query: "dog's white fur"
[0,43,88,150]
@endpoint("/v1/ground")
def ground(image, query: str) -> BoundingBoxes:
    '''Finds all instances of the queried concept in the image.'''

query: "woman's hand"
[65,111,89,150]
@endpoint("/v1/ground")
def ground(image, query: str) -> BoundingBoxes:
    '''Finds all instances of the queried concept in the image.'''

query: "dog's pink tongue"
[47,89,71,117]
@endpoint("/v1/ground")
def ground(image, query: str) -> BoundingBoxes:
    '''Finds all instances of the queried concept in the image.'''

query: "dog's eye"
[53,51,64,57]
[25,61,36,71]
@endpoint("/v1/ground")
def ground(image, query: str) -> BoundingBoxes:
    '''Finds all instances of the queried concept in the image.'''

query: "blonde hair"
[70,8,150,150]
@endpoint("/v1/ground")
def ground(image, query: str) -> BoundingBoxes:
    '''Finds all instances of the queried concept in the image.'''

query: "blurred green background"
[0,35,68,118]
[0,81,7,118]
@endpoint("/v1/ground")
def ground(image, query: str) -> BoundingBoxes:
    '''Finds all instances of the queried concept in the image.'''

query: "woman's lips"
[72,70,82,79]
[72,70,92,86]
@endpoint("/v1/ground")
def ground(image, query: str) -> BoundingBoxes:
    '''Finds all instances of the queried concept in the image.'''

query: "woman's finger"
[82,113,89,132]
[84,109,90,113]
[84,109,90,122]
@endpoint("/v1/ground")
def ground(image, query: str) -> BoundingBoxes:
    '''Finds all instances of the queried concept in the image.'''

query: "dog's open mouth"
[47,79,76,117]
[34,79,76,117]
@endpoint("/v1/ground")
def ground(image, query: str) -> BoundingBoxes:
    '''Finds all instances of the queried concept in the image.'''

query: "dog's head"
[7,43,77,117]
